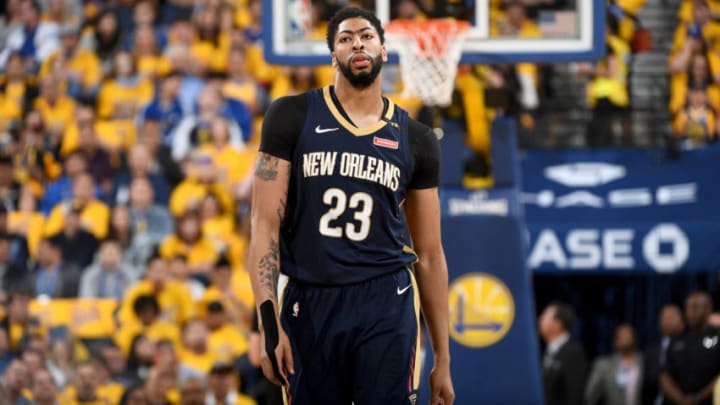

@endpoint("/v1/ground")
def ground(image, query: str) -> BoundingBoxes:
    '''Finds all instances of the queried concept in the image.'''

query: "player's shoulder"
[406,117,437,145]
[268,91,311,112]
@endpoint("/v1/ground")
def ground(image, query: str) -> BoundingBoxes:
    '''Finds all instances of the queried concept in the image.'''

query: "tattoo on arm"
[255,154,279,181]
[276,164,291,223]
[258,238,280,299]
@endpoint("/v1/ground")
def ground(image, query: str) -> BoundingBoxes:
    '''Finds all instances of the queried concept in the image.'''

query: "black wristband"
[260,300,286,385]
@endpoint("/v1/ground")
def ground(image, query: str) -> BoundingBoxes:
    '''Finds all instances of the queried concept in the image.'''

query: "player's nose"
[351,35,364,50]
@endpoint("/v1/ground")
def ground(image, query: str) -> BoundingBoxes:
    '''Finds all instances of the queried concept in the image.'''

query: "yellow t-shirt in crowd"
[40,48,102,90]
[44,199,110,240]
[118,279,196,327]
[96,78,154,120]
[169,180,234,217]
[114,319,182,356]
[160,235,219,272]
[33,96,76,133]
[8,211,45,258]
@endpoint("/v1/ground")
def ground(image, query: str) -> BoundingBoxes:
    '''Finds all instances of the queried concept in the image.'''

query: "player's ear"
[381,44,387,62]
[331,50,338,67]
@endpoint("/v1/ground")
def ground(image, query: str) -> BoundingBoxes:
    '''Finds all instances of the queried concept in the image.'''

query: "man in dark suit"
[641,304,685,405]
[539,301,588,405]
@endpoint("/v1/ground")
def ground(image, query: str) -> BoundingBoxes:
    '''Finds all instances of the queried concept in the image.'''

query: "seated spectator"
[45,205,99,269]
[112,144,172,206]
[119,384,150,405]
[661,291,719,405]
[164,44,207,117]
[206,71,253,142]
[160,210,218,276]
[137,114,185,188]
[169,153,233,217]
[31,236,82,298]
[205,300,249,366]
[490,0,541,37]
[199,256,253,330]
[127,176,174,248]
[677,0,720,24]
[0,154,23,212]
[179,376,207,405]
[46,337,75,389]
[171,85,245,162]
[32,74,75,144]
[59,361,109,404]
[118,253,195,327]
[8,187,46,258]
[29,367,59,405]
[11,109,63,196]
[0,0,60,72]
[670,0,720,66]
[223,47,268,119]
[44,172,110,240]
[539,301,588,405]
[79,238,136,299]
[585,324,642,405]
[132,24,172,80]
[169,255,205,302]
[74,105,115,195]
[0,288,37,354]
[672,83,718,148]
[0,52,36,127]
[189,6,229,74]
[0,204,31,272]
[206,361,256,405]
[98,341,131,387]
[140,70,184,148]
[198,193,246,267]
[179,318,215,376]
[88,356,125,405]
[96,51,154,122]
[81,9,124,76]
[1,359,31,405]
[115,294,182,357]
[125,335,156,385]
[670,52,720,115]
[39,151,88,215]
[145,365,180,405]
[39,23,102,99]
[642,305,686,405]
[199,117,255,191]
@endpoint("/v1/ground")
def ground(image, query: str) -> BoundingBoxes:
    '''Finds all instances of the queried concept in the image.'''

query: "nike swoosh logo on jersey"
[315,125,339,133]
[397,284,412,295]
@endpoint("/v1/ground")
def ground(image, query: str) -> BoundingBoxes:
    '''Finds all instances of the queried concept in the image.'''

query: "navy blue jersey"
[260,86,440,285]
[280,87,417,284]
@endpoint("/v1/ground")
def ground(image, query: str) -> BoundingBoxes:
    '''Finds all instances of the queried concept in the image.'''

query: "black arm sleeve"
[407,119,441,189]
[258,93,309,161]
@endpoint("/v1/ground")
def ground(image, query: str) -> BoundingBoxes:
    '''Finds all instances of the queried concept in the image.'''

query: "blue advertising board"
[521,146,720,273]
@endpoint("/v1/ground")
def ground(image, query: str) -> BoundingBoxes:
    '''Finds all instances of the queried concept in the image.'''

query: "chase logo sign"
[449,273,514,348]
[544,163,626,187]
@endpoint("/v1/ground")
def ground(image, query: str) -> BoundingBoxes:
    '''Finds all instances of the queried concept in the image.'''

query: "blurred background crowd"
[0,0,712,403]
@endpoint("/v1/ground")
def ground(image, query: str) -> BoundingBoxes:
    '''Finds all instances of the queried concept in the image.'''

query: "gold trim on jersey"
[322,86,395,136]
[407,267,422,391]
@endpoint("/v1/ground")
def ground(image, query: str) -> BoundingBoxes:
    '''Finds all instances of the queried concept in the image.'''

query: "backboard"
[263,0,606,65]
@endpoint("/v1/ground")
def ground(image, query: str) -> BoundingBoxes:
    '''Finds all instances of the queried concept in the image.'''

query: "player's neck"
[333,76,384,121]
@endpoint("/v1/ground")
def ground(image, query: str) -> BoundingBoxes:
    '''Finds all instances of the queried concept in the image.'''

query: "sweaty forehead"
[337,17,375,35]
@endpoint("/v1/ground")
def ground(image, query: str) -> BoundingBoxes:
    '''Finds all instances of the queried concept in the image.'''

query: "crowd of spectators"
[539,292,720,405]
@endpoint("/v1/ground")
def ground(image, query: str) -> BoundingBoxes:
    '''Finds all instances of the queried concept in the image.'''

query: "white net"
[386,20,470,107]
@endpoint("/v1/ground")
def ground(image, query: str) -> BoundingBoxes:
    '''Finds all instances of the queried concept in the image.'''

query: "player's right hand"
[260,322,295,386]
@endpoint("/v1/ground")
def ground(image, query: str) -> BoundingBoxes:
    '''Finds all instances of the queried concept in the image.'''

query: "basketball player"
[248,7,455,405]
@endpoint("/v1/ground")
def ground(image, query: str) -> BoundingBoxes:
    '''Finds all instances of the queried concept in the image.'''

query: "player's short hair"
[550,301,576,332]
[326,7,385,52]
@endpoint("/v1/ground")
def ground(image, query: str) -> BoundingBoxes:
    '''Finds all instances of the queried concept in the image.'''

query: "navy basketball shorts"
[279,268,421,405]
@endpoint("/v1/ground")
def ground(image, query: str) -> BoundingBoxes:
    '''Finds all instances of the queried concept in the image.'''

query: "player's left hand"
[428,361,454,405]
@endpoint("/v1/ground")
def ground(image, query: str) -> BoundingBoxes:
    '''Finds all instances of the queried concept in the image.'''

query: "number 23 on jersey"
[318,188,374,242]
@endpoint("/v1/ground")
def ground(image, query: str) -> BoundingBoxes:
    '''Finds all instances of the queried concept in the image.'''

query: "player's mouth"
[350,53,371,68]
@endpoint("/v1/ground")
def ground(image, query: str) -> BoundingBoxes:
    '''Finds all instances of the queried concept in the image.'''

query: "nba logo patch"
[373,136,399,150]
[292,302,300,317]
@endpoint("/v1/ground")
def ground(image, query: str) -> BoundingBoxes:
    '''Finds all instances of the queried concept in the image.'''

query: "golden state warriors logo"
[449,273,514,348]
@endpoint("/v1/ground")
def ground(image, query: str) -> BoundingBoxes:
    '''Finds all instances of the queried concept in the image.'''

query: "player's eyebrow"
[337,27,375,36]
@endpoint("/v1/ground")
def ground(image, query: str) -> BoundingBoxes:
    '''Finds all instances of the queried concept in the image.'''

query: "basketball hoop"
[385,19,471,107]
